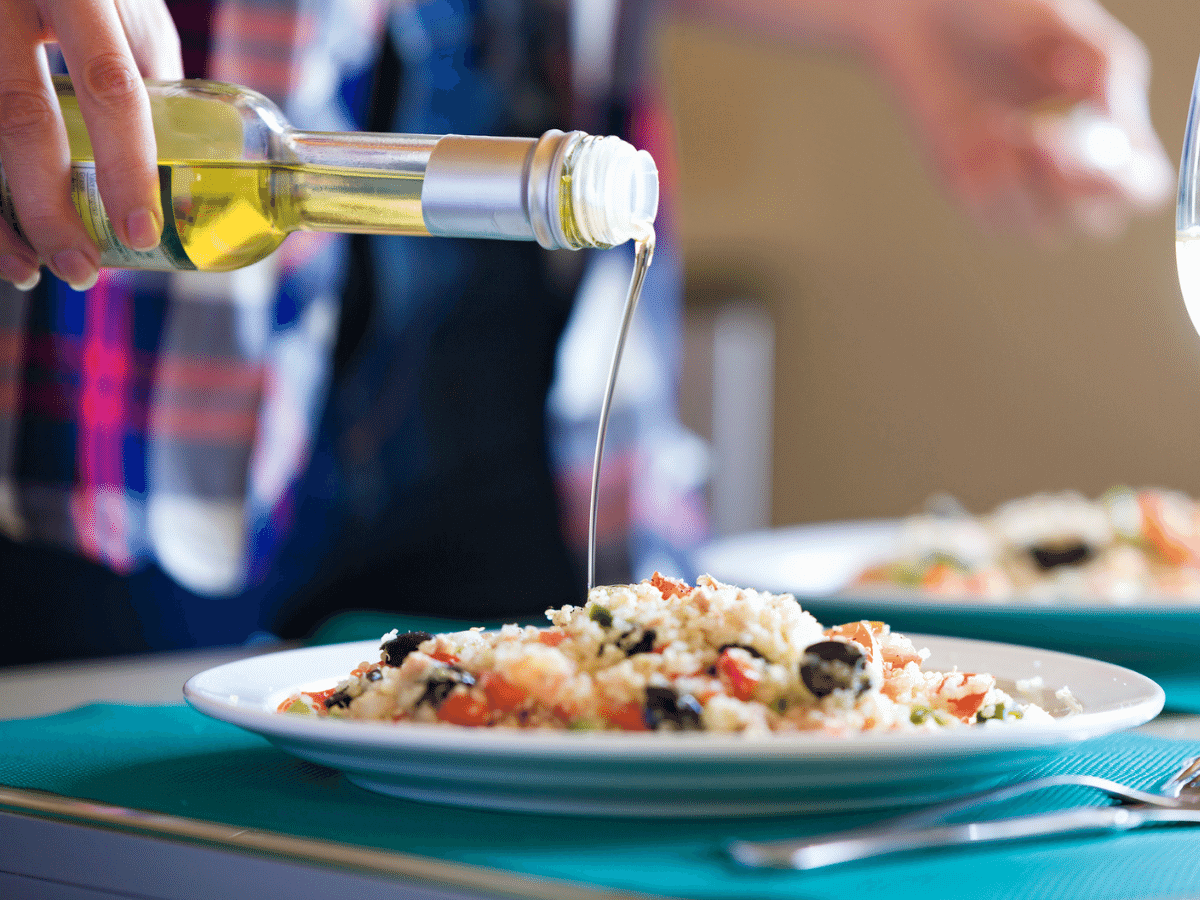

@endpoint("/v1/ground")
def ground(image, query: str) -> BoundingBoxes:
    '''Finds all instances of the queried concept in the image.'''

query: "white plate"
[696,520,905,597]
[183,634,1163,817]
[694,520,1200,673]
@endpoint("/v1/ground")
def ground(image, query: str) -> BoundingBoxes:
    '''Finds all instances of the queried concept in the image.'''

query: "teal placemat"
[1154,674,1200,714]
[1,703,1199,900]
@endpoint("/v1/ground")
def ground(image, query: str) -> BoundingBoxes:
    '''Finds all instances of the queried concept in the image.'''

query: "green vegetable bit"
[976,703,1006,723]
[911,705,954,726]
[589,605,614,628]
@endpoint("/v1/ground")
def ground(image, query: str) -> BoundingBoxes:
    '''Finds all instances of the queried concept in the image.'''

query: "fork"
[729,755,1200,870]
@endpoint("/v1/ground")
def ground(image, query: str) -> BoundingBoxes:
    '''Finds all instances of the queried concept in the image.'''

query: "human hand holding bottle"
[0,0,182,290]
[858,0,1172,241]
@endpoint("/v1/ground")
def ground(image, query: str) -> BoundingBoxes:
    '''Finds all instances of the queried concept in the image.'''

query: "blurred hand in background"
[683,0,1172,242]
[866,0,1171,241]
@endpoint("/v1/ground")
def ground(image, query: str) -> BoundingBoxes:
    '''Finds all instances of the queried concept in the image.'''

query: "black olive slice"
[1028,542,1093,570]
[419,667,475,709]
[707,643,766,675]
[617,627,657,656]
[717,643,765,659]
[381,631,433,666]
[800,640,872,698]
[643,686,703,731]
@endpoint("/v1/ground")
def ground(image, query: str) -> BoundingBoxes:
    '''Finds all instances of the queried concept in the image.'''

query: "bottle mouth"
[568,135,659,247]
[421,130,658,250]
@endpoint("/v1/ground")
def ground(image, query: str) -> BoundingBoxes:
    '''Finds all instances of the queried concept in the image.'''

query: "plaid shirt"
[0,0,705,614]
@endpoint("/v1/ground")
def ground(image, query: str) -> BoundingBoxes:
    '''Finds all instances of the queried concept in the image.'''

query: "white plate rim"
[183,633,1165,763]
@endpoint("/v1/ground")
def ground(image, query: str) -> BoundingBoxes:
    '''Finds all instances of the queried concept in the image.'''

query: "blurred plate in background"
[694,520,1200,704]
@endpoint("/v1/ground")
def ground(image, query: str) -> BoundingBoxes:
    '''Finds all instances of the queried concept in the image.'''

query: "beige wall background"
[661,1,1200,528]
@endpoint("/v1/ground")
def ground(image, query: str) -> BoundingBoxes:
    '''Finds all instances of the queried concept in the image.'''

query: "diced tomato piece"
[717,648,761,701]
[601,701,649,731]
[946,692,988,722]
[920,562,957,590]
[824,621,878,662]
[1139,491,1200,567]
[436,691,491,726]
[538,630,566,647]
[305,688,338,711]
[430,649,459,664]
[882,645,923,670]
[879,682,900,702]
[481,673,527,712]
[937,672,991,721]
[853,564,893,584]
[649,572,692,599]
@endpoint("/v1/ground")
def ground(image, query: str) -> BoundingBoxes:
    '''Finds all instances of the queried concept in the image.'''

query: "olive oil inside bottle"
[163,160,424,271]
[53,86,428,271]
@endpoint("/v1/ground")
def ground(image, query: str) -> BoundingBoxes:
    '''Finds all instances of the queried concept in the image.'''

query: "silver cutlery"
[728,756,1200,870]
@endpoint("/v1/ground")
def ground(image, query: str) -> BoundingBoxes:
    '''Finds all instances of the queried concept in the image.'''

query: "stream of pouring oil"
[586,226,656,592]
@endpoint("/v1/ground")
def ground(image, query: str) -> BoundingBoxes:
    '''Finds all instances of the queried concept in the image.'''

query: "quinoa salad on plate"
[851,487,1200,603]
[279,573,1062,734]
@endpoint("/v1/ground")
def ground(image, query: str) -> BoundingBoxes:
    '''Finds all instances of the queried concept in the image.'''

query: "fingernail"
[15,270,41,291]
[125,206,161,251]
[0,255,40,291]
[51,249,99,292]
